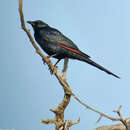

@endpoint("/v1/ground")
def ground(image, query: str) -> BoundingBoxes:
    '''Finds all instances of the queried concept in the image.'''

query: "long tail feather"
[81,57,120,79]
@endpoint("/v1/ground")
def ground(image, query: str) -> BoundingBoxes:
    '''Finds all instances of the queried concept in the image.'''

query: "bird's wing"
[41,27,90,58]
[58,43,90,58]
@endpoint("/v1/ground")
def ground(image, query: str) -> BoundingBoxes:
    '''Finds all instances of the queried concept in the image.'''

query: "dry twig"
[19,0,74,129]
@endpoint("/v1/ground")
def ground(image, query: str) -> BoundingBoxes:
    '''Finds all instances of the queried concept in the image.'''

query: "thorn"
[95,115,102,125]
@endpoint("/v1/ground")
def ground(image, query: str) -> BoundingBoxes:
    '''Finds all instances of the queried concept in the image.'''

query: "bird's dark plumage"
[27,20,120,78]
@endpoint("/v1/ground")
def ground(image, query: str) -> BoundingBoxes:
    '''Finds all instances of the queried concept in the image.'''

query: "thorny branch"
[19,0,129,130]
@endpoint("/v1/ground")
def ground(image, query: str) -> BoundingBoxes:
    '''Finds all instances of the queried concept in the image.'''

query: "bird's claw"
[49,68,54,75]
[43,60,46,65]
[49,65,58,75]
[54,65,58,68]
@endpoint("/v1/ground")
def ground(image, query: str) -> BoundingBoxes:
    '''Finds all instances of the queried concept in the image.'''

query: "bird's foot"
[47,54,57,59]
[49,68,53,75]
[49,65,58,75]
[43,59,46,65]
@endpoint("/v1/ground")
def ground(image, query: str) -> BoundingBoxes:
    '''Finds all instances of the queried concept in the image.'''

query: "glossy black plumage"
[27,20,120,78]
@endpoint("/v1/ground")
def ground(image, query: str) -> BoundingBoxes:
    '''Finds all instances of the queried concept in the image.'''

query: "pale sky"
[0,0,130,130]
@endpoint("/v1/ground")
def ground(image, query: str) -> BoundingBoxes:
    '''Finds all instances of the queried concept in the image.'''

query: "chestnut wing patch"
[58,43,90,58]
[58,43,80,54]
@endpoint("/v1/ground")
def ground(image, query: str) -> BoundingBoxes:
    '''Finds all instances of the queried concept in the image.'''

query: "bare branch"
[65,118,80,130]
[95,116,102,124]
[62,58,69,81]
[19,0,72,95]
[18,1,129,130]
[113,105,128,130]
[95,120,130,130]
[72,93,119,121]
[19,0,72,130]
[40,119,55,124]
[73,93,130,129]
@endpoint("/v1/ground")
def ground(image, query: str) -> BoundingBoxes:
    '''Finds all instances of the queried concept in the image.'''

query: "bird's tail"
[78,52,120,79]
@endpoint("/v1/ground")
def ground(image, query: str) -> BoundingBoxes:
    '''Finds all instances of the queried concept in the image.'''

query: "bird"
[27,20,120,79]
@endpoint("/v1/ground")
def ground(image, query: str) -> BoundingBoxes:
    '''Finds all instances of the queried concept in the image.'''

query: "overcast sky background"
[0,0,130,130]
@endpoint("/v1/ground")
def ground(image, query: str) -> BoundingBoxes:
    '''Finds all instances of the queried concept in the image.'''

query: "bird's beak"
[27,21,35,25]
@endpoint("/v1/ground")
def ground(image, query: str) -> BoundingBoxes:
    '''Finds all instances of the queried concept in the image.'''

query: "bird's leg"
[44,54,57,65]
[49,59,61,75]
[61,58,69,81]
[47,54,61,67]
[54,59,61,67]
[47,54,57,59]
[47,54,61,74]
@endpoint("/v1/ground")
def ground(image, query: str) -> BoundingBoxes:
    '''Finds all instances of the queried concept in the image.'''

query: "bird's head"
[27,20,48,29]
